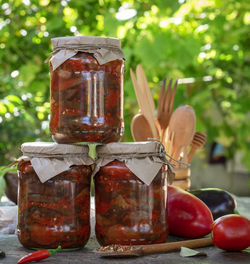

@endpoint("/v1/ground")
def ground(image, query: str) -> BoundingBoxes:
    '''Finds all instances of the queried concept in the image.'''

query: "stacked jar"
[17,36,125,250]
[17,142,93,249]
[49,36,125,144]
[93,142,172,246]
[17,36,171,249]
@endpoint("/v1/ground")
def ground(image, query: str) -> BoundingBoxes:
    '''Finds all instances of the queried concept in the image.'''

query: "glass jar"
[49,36,125,144]
[94,142,171,246]
[17,142,93,249]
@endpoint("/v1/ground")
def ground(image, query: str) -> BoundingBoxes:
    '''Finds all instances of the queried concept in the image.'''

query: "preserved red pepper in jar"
[94,142,173,246]
[49,36,125,143]
[17,142,94,249]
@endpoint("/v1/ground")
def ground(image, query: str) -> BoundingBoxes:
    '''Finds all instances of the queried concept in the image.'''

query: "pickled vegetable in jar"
[17,142,94,249]
[94,142,173,246]
[49,36,125,144]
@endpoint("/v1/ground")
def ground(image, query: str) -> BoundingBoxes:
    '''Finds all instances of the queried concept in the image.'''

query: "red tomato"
[212,214,250,251]
[167,185,213,238]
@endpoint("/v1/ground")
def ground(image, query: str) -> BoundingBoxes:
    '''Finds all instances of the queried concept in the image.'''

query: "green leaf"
[0,176,6,201]
[0,103,7,115]
[242,247,250,253]
[88,144,98,160]
[180,247,207,257]
[6,95,22,105]
[234,209,240,215]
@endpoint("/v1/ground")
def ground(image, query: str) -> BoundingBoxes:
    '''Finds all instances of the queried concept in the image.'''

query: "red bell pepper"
[167,185,213,238]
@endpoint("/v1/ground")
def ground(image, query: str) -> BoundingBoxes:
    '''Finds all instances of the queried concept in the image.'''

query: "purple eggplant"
[189,188,237,220]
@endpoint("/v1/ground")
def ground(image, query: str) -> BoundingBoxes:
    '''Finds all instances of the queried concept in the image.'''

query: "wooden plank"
[0,235,249,264]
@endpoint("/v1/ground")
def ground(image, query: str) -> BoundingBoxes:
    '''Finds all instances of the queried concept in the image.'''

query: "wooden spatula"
[130,68,158,138]
[96,237,213,258]
[136,65,156,120]
[135,65,158,138]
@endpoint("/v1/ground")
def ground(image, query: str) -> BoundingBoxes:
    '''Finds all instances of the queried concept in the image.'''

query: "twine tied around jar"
[148,138,190,166]
[147,138,190,184]
[94,141,181,185]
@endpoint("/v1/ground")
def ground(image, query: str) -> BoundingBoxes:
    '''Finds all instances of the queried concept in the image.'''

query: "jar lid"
[51,36,122,50]
[50,36,124,70]
[96,141,163,156]
[94,141,174,185]
[20,142,93,183]
[21,142,89,156]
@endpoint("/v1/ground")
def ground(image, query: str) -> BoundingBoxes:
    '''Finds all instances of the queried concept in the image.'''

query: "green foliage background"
[0,0,249,171]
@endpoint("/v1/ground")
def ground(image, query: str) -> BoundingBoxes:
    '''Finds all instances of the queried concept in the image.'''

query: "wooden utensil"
[96,237,213,258]
[168,105,196,161]
[130,68,158,138]
[187,131,207,163]
[136,65,156,120]
[131,113,153,141]
[164,128,174,155]
[130,68,144,111]
[154,118,162,140]
[135,65,158,138]
[157,78,178,141]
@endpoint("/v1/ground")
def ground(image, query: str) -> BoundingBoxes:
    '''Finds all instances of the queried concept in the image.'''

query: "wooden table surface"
[0,234,250,264]
[0,196,249,264]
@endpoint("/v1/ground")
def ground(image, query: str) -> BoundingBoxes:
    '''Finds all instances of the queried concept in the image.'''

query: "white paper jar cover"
[20,142,94,183]
[50,36,124,70]
[94,141,174,185]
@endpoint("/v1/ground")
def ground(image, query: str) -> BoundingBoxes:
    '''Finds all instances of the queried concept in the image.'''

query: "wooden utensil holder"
[172,167,191,190]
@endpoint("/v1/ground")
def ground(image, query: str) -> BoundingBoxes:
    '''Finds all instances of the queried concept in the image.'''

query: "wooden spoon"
[187,131,207,163]
[96,237,213,257]
[168,105,196,162]
[131,113,153,141]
